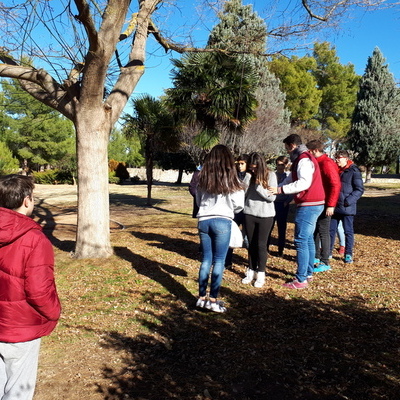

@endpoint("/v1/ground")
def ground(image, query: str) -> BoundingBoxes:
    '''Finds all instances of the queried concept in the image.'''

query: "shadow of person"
[114,246,194,304]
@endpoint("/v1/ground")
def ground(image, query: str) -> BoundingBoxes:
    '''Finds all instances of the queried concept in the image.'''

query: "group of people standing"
[191,133,364,312]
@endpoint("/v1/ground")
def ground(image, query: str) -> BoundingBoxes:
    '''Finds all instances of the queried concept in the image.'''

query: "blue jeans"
[330,214,355,256]
[294,205,324,282]
[198,218,231,299]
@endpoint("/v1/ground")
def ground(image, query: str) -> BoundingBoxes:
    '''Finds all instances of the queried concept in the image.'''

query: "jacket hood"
[0,207,41,247]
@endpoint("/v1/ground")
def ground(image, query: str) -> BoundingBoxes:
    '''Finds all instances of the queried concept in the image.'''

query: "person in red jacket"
[307,140,341,272]
[0,174,61,400]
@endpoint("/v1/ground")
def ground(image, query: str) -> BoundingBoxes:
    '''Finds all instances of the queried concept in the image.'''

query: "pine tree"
[209,0,290,155]
[1,79,74,171]
[269,55,322,128]
[0,141,19,174]
[312,42,359,143]
[348,47,400,181]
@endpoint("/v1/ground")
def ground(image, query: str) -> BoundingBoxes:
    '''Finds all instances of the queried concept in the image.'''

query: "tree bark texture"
[73,107,113,258]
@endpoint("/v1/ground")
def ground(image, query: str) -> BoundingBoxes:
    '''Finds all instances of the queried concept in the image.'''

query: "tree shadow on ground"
[33,199,75,252]
[94,287,399,400]
[355,193,400,240]
[109,193,167,208]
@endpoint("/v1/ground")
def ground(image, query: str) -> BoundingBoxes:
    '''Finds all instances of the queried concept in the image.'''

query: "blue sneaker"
[314,262,331,273]
[344,254,353,264]
[313,258,320,265]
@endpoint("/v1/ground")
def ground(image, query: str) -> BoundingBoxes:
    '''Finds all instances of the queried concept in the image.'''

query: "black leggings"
[244,214,274,273]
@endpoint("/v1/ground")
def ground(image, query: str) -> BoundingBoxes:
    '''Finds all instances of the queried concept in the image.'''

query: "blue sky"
[331,5,400,77]
[133,2,400,99]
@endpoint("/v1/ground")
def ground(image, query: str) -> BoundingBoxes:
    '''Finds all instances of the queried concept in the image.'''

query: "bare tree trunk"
[73,110,113,259]
[176,168,183,184]
[365,166,372,183]
[145,134,154,206]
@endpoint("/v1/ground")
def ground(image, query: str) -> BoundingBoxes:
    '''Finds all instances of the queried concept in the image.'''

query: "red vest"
[291,151,325,206]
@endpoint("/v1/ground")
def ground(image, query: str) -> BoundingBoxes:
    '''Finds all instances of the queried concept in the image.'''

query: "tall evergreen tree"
[1,79,74,171]
[348,47,400,181]
[0,141,19,174]
[312,42,359,143]
[269,55,322,128]
[208,0,290,155]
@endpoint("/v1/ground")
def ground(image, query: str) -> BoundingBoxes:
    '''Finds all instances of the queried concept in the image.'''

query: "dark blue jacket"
[335,164,364,215]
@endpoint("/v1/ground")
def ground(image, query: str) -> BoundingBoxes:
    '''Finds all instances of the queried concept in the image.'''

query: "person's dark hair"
[283,134,302,146]
[0,174,34,210]
[276,155,289,165]
[236,154,249,164]
[306,139,324,152]
[335,149,350,159]
[198,145,243,195]
[248,152,270,188]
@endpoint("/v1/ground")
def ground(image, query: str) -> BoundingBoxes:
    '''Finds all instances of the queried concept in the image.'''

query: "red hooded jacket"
[0,207,61,343]
[316,153,341,208]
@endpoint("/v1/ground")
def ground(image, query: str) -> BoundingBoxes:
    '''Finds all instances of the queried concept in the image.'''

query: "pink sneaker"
[282,279,308,289]
[338,246,345,255]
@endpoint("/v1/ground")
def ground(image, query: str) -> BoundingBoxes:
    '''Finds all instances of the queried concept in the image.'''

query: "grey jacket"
[244,172,277,218]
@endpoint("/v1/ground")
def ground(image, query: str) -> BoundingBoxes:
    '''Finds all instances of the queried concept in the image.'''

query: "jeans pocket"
[214,219,231,234]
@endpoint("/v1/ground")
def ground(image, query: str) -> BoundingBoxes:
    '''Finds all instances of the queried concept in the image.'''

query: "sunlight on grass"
[34,182,400,399]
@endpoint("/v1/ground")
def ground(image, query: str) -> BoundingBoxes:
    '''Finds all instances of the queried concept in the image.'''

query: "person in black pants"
[268,156,292,256]
[242,153,277,288]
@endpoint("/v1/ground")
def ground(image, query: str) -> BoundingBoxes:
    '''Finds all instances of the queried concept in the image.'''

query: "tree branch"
[0,62,74,118]
[301,0,397,22]
[74,0,99,51]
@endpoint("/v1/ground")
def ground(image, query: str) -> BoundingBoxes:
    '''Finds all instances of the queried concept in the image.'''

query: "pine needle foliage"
[348,47,400,177]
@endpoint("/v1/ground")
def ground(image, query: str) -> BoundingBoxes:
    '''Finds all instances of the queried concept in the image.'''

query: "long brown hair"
[248,152,270,188]
[198,145,243,195]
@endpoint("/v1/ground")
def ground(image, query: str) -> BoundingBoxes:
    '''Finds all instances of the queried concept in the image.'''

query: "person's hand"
[268,186,279,195]
[326,206,334,216]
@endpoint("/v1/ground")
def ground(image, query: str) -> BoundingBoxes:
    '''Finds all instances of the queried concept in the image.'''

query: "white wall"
[127,168,193,183]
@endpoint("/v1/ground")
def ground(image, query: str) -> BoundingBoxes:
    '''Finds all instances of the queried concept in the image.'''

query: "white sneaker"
[196,298,207,308]
[205,300,227,313]
[242,268,255,284]
[254,272,265,288]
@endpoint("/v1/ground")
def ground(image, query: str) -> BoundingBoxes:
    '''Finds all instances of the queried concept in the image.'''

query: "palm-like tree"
[123,95,179,205]
[166,52,258,151]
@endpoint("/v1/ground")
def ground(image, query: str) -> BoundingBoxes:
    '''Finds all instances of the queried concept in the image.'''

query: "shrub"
[109,159,130,183]
[33,170,58,184]
[108,171,120,184]
[108,159,119,172]
[33,169,74,184]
